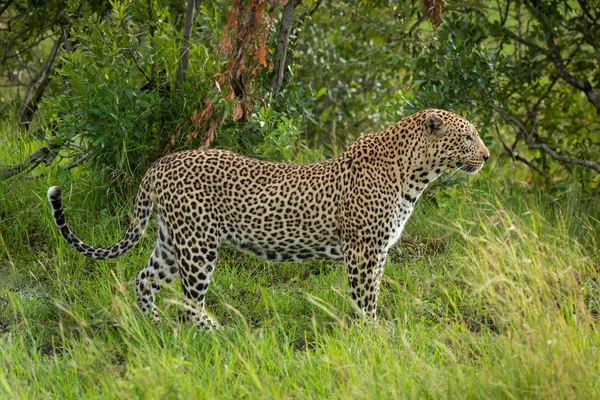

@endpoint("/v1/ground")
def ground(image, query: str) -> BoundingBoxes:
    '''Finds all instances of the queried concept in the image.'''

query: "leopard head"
[423,109,490,174]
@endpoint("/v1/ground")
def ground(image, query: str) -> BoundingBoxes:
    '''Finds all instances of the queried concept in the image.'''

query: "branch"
[525,140,600,174]
[63,153,89,170]
[492,105,600,174]
[496,0,510,26]
[528,75,559,120]
[524,0,600,113]
[0,30,57,67]
[501,24,600,114]
[526,40,583,124]
[0,143,62,181]
[0,0,14,18]
[544,34,600,113]
[296,0,323,26]
[18,33,62,128]
[495,122,543,174]
[126,47,152,83]
[500,27,548,54]
[287,0,323,68]
[175,0,195,91]
[577,28,600,70]
[0,28,30,66]
[62,24,74,52]
[407,14,428,37]
[270,0,298,97]
[577,0,600,28]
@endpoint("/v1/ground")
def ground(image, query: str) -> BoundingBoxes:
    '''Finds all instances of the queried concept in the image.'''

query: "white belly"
[385,200,414,251]
[386,220,406,251]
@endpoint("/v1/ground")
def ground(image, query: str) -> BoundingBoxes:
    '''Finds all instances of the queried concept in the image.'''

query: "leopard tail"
[47,179,154,260]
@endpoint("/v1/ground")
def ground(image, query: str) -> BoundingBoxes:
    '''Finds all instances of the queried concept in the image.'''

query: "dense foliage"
[1,0,598,187]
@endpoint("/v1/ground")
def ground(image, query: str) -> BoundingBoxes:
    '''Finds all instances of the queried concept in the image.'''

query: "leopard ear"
[425,113,445,136]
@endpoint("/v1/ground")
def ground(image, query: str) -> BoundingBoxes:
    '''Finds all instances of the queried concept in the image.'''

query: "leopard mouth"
[459,163,481,174]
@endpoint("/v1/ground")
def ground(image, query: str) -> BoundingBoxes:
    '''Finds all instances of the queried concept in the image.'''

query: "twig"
[126,47,152,83]
[495,123,542,174]
[287,0,323,60]
[0,32,55,66]
[495,0,510,26]
[63,153,89,170]
[407,14,428,37]
[297,0,323,27]
[500,26,547,54]
[493,105,600,174]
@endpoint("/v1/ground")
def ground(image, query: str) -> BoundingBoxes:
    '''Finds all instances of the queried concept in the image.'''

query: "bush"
[45,1,213,185]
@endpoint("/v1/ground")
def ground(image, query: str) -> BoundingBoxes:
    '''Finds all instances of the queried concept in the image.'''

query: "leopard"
[47,108,490,330]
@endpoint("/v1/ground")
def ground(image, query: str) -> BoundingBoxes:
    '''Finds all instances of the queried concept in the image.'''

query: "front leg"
[337,156,396,320]
[344,241,388,319]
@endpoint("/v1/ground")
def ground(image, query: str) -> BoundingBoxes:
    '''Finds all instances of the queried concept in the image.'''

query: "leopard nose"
[483,155,489,161]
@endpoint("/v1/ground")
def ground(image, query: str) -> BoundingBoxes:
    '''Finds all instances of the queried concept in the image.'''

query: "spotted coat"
[48,109,490,329]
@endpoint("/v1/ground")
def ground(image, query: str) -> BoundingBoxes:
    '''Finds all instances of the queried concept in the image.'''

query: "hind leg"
[170,224,220,330]
[135,216,179,323]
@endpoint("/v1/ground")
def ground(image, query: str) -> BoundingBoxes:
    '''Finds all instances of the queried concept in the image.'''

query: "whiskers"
[446,167,463,184]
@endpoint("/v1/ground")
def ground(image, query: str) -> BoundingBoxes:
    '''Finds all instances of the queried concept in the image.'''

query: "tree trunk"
[18,34,62,129]
[270,0,298,97]
[176,0,196,91]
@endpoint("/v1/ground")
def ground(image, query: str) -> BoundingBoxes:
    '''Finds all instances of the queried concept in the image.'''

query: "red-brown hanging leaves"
[185,1,284,147]
[423,0,445,27]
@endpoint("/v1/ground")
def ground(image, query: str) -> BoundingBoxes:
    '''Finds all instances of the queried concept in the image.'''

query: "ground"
[1,151,599,398]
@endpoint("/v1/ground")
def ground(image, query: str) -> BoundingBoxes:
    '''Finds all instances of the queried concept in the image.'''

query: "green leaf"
[315,87,327,98]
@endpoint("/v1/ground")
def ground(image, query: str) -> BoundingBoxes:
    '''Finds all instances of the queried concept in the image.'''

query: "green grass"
[1,135,599,398]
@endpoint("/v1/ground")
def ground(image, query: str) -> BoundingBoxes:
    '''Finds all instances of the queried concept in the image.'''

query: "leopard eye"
[466,135,474,141]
